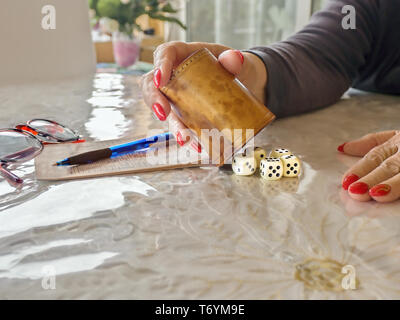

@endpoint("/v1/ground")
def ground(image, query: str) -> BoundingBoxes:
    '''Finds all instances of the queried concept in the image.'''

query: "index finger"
[153,43,180,88]
[341,130,398,156]
[341,142,398,190]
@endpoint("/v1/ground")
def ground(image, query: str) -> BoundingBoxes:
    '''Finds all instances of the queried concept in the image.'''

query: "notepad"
[35,137,212,181]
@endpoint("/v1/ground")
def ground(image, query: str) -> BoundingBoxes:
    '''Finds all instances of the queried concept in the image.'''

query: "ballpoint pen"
[54,132,171,166]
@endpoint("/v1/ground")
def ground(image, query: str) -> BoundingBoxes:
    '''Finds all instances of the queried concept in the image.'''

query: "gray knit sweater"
[248,0,400,117]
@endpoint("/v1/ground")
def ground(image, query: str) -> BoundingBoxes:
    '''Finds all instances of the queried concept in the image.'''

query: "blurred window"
[185,0,328,48]
[312,0,328,13]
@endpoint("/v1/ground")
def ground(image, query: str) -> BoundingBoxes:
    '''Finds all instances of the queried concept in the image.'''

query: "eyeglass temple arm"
[0,164,23,184]
[5,147,38,160]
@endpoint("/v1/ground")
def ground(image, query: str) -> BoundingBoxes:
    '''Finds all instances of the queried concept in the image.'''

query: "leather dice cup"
[160,48,276,166]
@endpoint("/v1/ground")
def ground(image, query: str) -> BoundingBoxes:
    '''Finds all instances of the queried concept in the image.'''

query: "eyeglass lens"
[0,130,43,163]
[28,119,78,142]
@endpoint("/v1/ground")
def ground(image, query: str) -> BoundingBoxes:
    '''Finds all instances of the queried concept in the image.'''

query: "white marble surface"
[0,73,400,299]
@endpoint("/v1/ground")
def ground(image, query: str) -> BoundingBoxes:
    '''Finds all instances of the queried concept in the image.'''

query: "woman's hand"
[140,41,268,148]
[339,130,400,202]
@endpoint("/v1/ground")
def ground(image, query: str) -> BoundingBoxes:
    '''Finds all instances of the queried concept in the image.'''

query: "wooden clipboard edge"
[35,161,216,181]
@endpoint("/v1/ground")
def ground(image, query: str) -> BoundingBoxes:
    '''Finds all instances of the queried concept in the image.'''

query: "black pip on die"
[232,153,256,176]
[244,147,267,167]
[270,148,292,158]
[281,155,301,177]
[260,158,283,181]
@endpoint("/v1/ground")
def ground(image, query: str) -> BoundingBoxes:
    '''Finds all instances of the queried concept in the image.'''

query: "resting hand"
[339,130,400,202]
[139,41,267,148]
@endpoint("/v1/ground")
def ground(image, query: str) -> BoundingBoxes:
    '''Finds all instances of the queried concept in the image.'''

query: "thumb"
[218,49,245,77]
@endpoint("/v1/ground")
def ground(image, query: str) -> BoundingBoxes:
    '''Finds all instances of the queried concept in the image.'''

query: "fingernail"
[153,68,161,88]
[342,174,359,190]
[349,182,369,194]
[176,132,185,146]
[369,184,391,197]
[234,50,244,64]
[337,143,346,153]
[191,141,202,153]
[152,103,166,121]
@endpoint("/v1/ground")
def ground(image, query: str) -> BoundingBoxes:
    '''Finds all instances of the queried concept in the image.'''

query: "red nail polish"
[337,143,346,153]
[235,50,244,64]
[152,103,166,121]
[349,182,369,194]
[369,184,391,197]
[191,141,202,153]
[153,69,161,88]
[176,132,185,146]
[342,174,359,190]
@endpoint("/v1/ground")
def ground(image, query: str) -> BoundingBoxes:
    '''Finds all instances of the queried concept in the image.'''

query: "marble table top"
[0,72,399,299]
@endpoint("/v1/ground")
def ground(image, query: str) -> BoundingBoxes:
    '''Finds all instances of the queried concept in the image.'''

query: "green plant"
[89,0,186,36]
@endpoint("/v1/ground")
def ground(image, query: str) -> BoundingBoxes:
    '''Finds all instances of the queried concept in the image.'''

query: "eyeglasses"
[0,119,84,184]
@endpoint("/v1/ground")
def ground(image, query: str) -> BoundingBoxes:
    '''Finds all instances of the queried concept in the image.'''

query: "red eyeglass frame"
[14,119,85,144]
[0,119,85,185]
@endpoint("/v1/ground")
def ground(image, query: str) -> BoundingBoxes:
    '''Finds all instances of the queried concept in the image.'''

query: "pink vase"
[112,32,141,68]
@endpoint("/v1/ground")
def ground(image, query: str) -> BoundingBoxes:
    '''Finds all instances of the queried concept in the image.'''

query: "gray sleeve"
[247,0,380,118]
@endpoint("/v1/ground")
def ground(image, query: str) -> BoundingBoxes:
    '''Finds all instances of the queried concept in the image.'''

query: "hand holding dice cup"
[139,41,269,154]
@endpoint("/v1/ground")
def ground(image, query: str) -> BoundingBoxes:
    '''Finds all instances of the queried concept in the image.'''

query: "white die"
[281,155,301,177]
[245,147,267,167]
[260,157,283,181]
[270,148,292,158]
[232,153,256,176]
